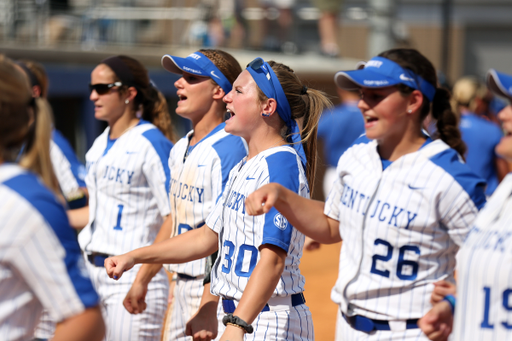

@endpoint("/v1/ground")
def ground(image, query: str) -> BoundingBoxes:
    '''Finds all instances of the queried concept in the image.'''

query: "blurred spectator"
[452,76,509,196]
[317,88,364,198]
[260,0,297,53]
[314,0,342,57]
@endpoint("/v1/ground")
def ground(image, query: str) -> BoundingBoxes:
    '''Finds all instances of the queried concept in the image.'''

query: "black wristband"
[222,313,254,334]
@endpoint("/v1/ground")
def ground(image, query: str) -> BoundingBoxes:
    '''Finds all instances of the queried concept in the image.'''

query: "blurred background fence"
[1,0,512,164]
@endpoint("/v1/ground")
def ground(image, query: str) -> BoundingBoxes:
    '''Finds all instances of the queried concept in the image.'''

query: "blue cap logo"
[161,52,232,94]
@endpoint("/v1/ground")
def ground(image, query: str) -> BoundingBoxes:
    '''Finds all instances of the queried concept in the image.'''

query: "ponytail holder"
[301,86,308,95]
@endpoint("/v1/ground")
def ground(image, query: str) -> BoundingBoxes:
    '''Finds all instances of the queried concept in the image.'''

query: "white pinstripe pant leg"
[337,312,429,341]
[164,276,204,341]
[86,261,169,341]
[243,304,314,341]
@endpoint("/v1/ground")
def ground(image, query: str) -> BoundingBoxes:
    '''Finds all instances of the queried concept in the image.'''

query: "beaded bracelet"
[222,314,254,334]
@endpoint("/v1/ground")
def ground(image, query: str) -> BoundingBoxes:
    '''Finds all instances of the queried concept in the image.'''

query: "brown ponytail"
[431,87,466,158]
[261,61,333,194]
[107,55,176,143]
[379,49,466,159]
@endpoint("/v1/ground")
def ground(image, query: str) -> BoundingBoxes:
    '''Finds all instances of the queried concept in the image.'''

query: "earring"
[262,113,271,117]
[125,99,130,104]
[407,109,412,114]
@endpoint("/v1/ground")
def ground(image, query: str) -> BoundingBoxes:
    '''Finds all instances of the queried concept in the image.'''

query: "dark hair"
[0,55,33,160]
[19,59,48,97]
[257,61,332,193]
[379,48,466,158]
[104,55,176,142]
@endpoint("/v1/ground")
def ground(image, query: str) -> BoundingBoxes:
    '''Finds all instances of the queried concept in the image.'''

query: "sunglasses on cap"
[247,58,274,85]
[89,82,123,95]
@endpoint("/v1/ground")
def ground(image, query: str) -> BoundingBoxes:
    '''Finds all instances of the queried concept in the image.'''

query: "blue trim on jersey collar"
[335,56,436,102]
[246,58,306,168]
[189,123,226,154]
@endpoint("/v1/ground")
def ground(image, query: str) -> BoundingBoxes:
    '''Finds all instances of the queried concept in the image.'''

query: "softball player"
[16,59,92,340]
[244,48,487,341]
[76,55,174,341]
[0,55,104,341]
[15,60,88,211]
[104,57,331,340]
[124,49,246,341]
[420,69,512,341]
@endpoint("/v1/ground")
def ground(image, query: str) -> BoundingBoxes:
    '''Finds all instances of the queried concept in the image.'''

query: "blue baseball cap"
[161,51,232,94]
[487,69,512,100]
[334,56,437,102]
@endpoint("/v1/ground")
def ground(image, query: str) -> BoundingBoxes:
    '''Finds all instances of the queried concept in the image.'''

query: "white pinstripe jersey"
[207,146,308,301]
[165,123,247,277]
[50,129,86,201]
[325,136,486,320]
[0,164,99,341]
[78,120,173,256]
[453,173,512,341]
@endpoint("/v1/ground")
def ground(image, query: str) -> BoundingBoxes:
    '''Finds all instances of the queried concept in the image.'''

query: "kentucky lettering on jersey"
[78,120,173,256]
[102,165,135,184]
[325,136,486,321]
[170,178,205,203]
[207,146,308,301]
[224,189,246,214]
[340,184,418,228]
[165,123,247,277]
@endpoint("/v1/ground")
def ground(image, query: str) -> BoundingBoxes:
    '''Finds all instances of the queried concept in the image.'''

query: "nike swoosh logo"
[246,177,255,180]
[126,151,137,154]
[408,184,424,190]
[400,74,414,82]
[210,71,220,79]
[198,164,206,167]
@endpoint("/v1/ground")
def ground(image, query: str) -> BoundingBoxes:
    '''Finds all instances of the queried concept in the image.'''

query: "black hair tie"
[301,86,308,95]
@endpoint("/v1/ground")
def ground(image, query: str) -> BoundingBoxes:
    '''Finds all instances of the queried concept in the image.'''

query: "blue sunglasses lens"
[248,58,265,71]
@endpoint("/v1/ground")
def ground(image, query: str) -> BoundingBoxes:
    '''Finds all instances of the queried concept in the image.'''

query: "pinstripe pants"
[163,276,225,341]
[86,261,169,341]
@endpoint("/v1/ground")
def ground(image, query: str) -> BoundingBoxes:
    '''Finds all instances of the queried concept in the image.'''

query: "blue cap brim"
[335,69,401,90]
[161,55,209,77]
[487,69,512,100]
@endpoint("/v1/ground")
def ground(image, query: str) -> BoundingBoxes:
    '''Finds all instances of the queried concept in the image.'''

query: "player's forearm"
[233,245,286,324]
[52,306,105,341]
[134,215,174,285]
[275,185,341,243]
[67,206,89,229]
[130,227,218,265]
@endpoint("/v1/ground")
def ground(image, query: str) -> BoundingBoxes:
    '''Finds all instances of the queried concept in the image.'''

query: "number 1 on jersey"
[113,204,124,230]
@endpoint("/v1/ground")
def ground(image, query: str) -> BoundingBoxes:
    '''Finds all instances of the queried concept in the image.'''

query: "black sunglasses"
[89,82,123,95]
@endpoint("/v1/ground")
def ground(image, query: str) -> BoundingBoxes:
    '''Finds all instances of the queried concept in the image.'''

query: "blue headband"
[161,51,232,94]
[246,57,306,168]
[334,56,437,102]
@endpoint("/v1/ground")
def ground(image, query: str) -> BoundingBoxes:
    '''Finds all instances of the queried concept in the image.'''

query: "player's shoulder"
[135,120,174,154]
[0,164,70,235]
[341,133,374,156]
[262,146,304,190]
[424,139,486,209]
[210,126,247,159]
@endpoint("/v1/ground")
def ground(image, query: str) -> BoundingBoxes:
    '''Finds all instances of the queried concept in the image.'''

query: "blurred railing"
[0,0,324,52]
